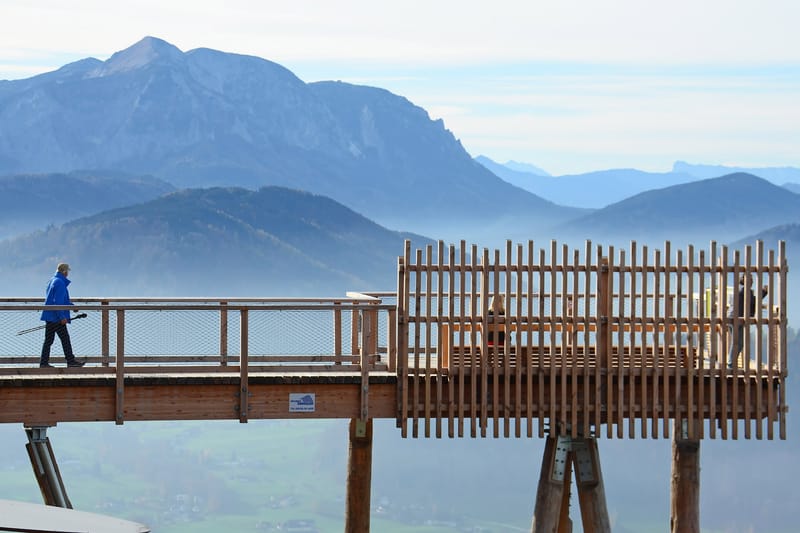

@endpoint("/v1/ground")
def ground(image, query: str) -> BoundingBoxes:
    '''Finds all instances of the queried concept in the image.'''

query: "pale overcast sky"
[2,0,798,175]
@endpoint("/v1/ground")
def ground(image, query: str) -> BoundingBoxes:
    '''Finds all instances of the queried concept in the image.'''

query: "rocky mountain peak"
[90,36,184,77]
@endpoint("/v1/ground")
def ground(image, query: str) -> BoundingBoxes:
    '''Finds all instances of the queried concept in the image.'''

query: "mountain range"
[1,36,798,301]
[0,36,579,238]
[557,173,800,244]
[0,170,173,239]
[0,186,425,296]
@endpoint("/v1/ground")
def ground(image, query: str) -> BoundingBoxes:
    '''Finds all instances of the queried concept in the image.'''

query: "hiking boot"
[67,359,86,368]
[39,363,54,368]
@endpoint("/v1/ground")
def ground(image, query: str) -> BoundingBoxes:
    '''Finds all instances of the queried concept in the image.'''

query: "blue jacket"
[40,272,73,323]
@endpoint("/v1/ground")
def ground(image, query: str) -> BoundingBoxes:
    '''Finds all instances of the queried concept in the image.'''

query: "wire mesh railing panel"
[245,309,345,356]
[118,310,220,357]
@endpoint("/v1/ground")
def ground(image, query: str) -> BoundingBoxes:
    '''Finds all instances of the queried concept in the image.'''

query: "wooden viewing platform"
[0,239,789,532]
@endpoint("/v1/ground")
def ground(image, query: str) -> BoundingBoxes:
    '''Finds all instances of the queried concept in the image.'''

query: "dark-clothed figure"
[40,263,85,368]
[727,274,768,368]
[487,294,506,347]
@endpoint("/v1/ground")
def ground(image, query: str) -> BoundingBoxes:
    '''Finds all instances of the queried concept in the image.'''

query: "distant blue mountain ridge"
[476,156,800,209]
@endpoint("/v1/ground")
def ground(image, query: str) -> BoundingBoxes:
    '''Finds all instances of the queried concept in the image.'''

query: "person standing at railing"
[39,263,85,368]
[727,273,768,369]
[487,294,506,347]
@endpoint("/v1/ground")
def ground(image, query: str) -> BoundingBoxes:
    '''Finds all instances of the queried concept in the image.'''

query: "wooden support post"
[574,438,610,533]
[345,418,373,533]
[670,421,700,533]
[557,453,574,533]
[532,435,568,533]
[25,426,72,509]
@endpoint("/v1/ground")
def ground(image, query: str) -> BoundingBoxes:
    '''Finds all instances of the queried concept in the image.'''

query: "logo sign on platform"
[289,393,316,412]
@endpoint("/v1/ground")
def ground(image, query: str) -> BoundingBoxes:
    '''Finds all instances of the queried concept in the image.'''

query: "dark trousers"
[41,322,75,364]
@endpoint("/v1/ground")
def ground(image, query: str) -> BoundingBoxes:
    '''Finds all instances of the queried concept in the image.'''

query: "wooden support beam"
[345,418,373,533]
[574,438,610,533]
[670,421,700,533]
[532,435,567,533]
[25,426,72,509]
[557,452,574,533]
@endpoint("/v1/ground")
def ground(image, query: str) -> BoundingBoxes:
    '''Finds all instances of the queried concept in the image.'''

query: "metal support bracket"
[572,439,598,486]
[551,435,571,481]
[355,419,368,438]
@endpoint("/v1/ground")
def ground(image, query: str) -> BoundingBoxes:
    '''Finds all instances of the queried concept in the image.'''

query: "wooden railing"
[397,239,788,441]
[0,295,396,374]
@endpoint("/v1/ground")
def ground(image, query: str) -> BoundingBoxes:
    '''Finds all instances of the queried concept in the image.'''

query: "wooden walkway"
[0,239,789,442]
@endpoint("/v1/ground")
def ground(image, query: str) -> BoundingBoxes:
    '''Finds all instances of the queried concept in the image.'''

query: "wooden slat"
[470,244,479,438]
[527,240,536,438]
[413,248,422,438]
[458,242,466,437]
[779,240,787,440]
[550,242,558,435]
[560,244,568,438]
[695,250,714,439]
[640,244,649,439]
[663,242,671,437]
[481,248,490,437]
[583,240,592,438]
[435,242,444,438]
[767,249,776,439]
[731,249,740,439]
[627,243,635,439]
[503,243,511,438]
[424,244,432,438]
[652,248,661,438]
[515,243,523,438]
[675,249,684,437]
[398,244,409,436]
[606,247,615,439]
[617,248,626,439]
[755,243,764,439]
[744,246,753,439]
[721,246,731,438]
[447,243,455,438]
[593,248,602,435]
[709,242,718,438]
[571,248,579,438]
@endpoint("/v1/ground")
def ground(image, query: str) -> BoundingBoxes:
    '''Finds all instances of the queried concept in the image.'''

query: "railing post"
[115,309,125,425]
[101,301,110,367]
[360,307,372,421]
[219,301,228,366]
[334,302,342,365]
[388,307,397,373]
[239,308,249,423]
[597,258,610,370]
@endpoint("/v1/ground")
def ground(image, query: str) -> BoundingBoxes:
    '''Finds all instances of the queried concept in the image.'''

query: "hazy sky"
[2,0,798,175]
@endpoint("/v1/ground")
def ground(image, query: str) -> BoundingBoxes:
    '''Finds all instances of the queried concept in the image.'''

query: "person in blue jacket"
[40,263,85,368]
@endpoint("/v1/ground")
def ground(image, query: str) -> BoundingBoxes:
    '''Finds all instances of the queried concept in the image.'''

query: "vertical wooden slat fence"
[397,239,788,440]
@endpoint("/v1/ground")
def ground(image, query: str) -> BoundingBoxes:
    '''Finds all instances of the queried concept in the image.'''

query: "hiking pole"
[15,313,88,335]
